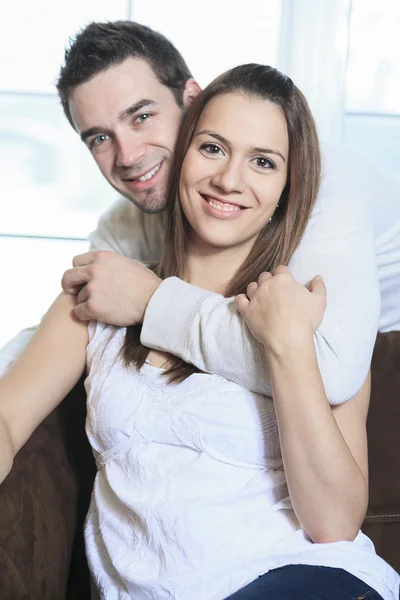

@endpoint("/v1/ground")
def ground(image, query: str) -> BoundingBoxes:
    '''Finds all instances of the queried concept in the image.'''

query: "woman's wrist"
[262,325,315,362]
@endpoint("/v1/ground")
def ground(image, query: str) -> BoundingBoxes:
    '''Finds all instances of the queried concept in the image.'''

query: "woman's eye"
[254,156,274,170]
[201,143,222,155]
[91,134,110,149]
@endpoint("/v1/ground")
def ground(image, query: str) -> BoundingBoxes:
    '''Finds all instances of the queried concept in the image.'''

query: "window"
[1,1,397,348]
[0,1,130,347]
[344,0,400,181]
[0,0,282,347]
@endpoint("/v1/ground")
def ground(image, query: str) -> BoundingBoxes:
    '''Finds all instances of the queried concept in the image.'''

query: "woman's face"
[179,92,289,252]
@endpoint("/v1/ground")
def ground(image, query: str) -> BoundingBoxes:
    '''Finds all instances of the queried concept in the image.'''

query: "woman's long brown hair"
[123,64,321,382]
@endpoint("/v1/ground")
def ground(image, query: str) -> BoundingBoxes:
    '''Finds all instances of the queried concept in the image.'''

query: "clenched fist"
[61,250,161,325]
[235,265,327,353]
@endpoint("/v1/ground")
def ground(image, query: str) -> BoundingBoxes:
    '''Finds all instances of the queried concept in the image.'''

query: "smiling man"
[70,57,199,213]
[1,20,399,406]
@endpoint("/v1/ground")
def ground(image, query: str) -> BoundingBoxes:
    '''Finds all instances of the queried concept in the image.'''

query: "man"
[1,20,399,404]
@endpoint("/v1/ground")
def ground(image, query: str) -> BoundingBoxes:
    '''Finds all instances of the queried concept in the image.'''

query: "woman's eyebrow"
[196,130,230,147]
[196,130,286,163]
[252,146,286,162]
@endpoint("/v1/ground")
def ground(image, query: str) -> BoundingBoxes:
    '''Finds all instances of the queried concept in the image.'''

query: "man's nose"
[115,134,145,169]
[211,159,245,194]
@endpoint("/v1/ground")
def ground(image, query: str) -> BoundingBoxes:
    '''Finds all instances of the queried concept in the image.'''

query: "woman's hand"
[235,265,327,352]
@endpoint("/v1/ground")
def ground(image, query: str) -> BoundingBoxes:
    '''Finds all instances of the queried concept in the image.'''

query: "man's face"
[69,58,195,213]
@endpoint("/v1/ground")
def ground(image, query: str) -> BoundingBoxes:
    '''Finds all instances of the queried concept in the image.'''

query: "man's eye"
[201,143,222,155]
[135,113,152,124]
[91,134,110,148]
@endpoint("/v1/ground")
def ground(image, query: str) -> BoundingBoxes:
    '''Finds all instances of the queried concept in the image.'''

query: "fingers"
[72,252,97,268]
[245,272,272,302]
[310,275,327,312]
[61,265,92,294]
[258,271,272,285]
[246,281,258,300]
[76,284,90,305]
[234,293,249,315]
[73,301,91,322]
[274,265,290,276]
[310,275,326,297]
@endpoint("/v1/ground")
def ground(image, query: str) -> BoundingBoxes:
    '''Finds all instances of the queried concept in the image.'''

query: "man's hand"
[61,250,161,325]
[235,265,327,353]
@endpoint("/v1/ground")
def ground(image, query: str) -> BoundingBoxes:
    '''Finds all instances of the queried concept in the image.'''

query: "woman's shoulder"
[86,322,126,374]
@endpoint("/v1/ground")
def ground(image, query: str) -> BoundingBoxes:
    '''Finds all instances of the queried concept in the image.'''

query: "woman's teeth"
[137,163,161,182]
[206,197,241,212]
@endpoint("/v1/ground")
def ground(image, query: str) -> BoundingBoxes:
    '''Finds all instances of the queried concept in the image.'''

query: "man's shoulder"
[90,196,165,261]
[317,142,399,237]
[319,141,371,204]
[98,197,142,227]
[98,197,164,231]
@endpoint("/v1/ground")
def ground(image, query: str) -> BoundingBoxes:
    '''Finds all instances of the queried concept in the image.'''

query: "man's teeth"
[137,163,161,182]
[206,197,241,212]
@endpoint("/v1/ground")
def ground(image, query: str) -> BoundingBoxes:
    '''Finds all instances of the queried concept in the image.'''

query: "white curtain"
[277,0,352,143]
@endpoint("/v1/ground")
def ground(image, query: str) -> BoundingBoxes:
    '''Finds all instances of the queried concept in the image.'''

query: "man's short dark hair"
[57,20,193,128]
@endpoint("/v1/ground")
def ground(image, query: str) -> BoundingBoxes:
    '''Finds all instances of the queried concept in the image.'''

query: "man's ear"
[182,79,202,108]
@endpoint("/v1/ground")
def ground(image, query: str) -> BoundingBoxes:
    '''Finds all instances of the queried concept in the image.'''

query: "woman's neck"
[184,235,253,295]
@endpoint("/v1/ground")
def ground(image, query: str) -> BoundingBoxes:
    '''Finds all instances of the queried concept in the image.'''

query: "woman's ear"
[182,79,202,107]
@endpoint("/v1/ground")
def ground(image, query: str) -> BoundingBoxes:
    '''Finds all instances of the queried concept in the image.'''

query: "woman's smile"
[200,193,248,219]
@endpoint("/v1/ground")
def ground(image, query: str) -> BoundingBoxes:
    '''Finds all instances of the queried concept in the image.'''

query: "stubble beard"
[124,184,168,214]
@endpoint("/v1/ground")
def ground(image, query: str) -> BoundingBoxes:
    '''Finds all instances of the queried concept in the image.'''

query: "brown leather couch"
[0,332,399,600]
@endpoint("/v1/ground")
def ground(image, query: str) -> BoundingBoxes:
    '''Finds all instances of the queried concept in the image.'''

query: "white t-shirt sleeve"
[141,144,380,405]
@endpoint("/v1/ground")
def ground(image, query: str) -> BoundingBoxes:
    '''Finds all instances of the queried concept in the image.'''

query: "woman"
[0,65,398,600]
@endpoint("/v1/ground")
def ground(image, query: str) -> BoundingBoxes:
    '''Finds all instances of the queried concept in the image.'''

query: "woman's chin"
[193,229,255,253]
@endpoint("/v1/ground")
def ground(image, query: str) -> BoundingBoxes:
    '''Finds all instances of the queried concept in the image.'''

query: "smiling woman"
[122,62,320,380]
[179,94,288,251]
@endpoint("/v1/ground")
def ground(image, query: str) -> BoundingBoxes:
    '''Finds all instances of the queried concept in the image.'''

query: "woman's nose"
[211,160,245,194]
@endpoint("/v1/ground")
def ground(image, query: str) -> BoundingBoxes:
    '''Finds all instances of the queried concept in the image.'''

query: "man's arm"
[141,146,380,404]
[64,150,380,404]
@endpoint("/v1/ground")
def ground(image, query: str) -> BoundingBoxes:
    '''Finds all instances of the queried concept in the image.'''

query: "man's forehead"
[69,58,168,131]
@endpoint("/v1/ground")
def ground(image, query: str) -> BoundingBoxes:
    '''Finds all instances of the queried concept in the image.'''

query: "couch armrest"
[0,378,88,600]
[363,331,400,573]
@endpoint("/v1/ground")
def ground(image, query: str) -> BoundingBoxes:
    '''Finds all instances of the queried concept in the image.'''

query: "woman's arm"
[0,292,88,484]
[236,267,369,543]
[267,342,369,543]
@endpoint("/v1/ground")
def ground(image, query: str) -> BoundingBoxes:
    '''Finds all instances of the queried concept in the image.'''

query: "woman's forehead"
[194,93,289,158]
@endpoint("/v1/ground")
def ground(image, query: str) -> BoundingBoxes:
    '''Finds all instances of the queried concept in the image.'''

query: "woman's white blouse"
[84,323,399,600]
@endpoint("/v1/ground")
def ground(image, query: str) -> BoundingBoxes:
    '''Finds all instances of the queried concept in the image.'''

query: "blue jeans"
[224,565,384,599]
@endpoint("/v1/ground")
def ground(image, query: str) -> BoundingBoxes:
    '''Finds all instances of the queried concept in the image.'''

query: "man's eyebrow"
[80,126,111,143]
[118,99,156,121]
[196,129,286,163]
[80,99,156,142]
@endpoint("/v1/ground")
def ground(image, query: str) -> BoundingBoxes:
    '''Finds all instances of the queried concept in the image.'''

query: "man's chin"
[122,189,167,214]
